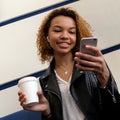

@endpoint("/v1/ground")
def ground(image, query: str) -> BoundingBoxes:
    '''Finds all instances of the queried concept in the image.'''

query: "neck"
[54,54,74,81]
[54,52,73,67]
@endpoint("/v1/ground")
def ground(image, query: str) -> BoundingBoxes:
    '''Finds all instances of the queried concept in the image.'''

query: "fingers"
[18,91,26,107]
[74,48,110,85]
[18,90,44,106]
[85,45,102,56]
[74,50,104,73]
[74,52,98,65]
[18,90,50,113]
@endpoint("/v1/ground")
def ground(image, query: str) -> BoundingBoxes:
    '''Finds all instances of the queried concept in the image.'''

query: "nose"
[60,31,69,39]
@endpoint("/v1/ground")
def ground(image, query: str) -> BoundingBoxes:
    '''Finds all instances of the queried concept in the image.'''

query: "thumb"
[37,90,43,99]
[37,90,47,103]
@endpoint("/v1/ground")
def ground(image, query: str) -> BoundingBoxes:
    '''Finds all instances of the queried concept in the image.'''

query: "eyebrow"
[52,25,76,30]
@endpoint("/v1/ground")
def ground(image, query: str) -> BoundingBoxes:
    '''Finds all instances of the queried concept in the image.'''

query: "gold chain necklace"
[55,65,68,75]
[55,61,74,76]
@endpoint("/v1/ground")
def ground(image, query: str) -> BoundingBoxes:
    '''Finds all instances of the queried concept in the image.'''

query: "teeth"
[60,43,68,45]
[59,42,69,44]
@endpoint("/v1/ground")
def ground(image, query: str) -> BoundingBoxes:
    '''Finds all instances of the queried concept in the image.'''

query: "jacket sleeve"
[98,68,120,120]
[96,60,119,104]
[99,68,120,104]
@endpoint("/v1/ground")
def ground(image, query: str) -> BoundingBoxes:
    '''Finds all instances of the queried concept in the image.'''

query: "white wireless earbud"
[47,36,50,42]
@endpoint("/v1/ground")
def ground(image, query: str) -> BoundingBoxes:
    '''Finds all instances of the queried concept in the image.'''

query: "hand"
[18,90,51,116]
[74,45,110,87]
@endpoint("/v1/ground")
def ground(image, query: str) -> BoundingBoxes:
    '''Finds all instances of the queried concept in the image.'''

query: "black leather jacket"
[39,59,120,120]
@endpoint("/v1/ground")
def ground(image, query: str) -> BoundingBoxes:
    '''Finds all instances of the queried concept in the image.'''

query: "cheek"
[72,38,77,49]
[49,39,56,48]
[72,37,77,46]
[73,41,77,48]
[49,33,58,41]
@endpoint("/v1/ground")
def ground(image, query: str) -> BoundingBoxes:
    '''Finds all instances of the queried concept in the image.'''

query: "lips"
[57,41,70,48]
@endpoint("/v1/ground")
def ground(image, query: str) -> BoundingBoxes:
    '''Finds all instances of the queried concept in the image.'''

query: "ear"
[47,36,50,42]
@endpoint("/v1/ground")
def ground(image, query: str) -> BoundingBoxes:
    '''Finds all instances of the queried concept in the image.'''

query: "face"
[48,16,76,55]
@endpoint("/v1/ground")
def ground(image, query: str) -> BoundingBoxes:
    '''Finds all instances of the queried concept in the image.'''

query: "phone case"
[80,37,97,55]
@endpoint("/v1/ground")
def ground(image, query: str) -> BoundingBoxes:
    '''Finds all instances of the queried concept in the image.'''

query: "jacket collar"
[71,64,84,83]
[41,59,62,99]
[41,58,85,89]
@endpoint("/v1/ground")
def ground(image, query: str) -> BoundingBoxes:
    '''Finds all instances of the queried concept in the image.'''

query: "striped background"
[0,0,120,117]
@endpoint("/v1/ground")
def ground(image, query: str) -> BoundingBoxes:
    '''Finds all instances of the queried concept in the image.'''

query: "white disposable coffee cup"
[18,76,39,106]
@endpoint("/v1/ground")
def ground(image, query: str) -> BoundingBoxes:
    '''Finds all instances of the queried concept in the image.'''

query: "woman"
[18,7,120,120]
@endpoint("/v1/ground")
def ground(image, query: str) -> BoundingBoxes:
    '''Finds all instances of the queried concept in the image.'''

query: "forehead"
[50,15,76,27]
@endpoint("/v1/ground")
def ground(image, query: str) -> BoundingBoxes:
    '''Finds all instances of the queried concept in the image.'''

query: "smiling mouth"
[57,42,70,48]
[57,40,70,44]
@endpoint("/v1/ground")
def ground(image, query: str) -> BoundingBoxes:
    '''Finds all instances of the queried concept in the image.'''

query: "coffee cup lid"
[18,76,37,86]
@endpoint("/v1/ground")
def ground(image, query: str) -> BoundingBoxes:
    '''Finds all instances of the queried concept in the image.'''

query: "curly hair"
[36,7,93,63]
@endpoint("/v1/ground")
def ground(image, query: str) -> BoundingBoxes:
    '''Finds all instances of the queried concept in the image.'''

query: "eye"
[69,30,76,34]
[53,29,61,32]
[52,26,62,33]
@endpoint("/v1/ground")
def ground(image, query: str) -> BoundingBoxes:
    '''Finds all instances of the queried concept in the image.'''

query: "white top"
[54,70,85,120]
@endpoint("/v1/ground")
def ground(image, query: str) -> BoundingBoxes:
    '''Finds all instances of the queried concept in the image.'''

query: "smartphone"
[80,37,97,55]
